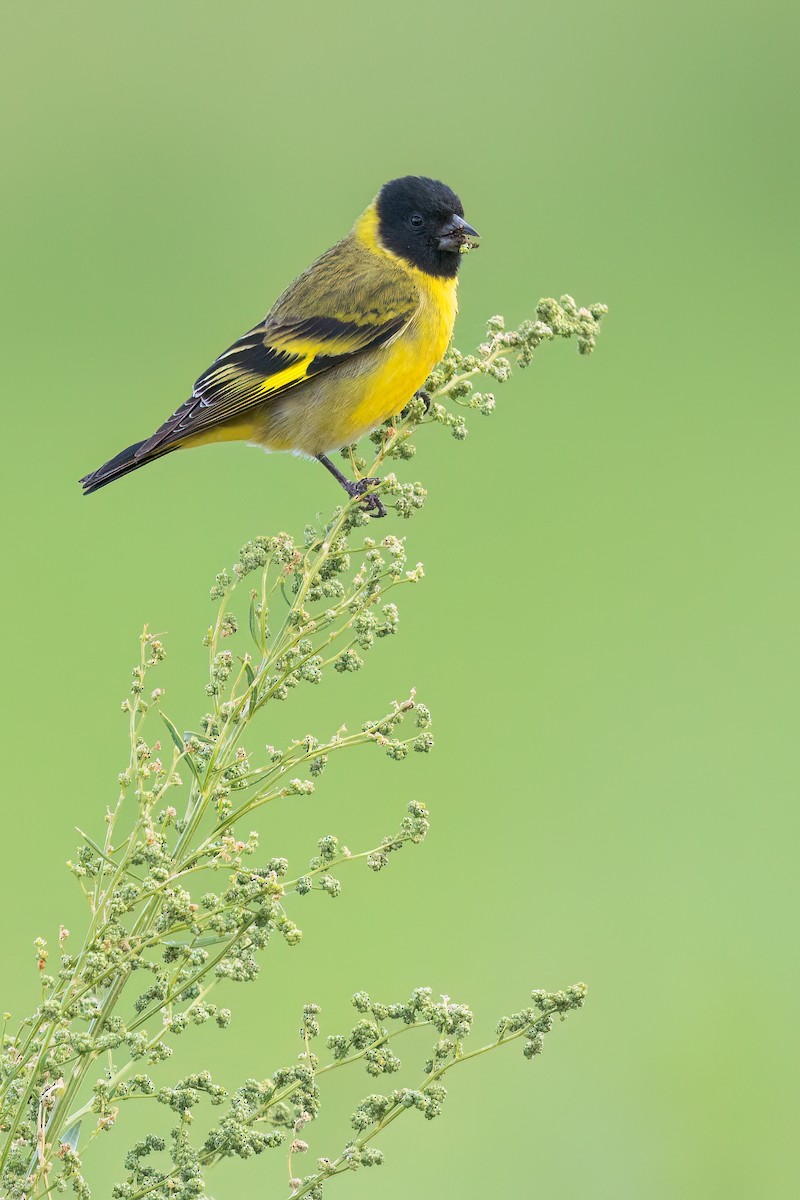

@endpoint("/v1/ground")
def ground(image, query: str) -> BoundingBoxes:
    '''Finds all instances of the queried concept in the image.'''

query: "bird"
[80,176,479,516]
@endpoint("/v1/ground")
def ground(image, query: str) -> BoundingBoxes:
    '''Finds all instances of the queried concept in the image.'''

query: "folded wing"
[136,242,419,458]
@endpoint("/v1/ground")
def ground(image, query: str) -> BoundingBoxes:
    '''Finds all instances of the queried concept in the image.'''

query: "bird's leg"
[401,390,432,419]
[316,454,387,518]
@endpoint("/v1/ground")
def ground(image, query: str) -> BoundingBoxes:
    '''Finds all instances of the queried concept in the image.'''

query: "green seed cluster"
[0,299,605,1199]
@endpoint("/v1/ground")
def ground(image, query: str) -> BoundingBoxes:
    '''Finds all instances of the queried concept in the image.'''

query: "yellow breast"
[344,206,458,435]
[240,205,461,455]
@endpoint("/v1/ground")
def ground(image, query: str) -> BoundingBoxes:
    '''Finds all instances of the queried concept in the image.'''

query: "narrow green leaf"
[62,1120,81,1151]
[162,713,204,783]
[163,935,228,948]
[249,597,261,648]
[161,712,185,754]
[182,753,202,785]
[74,829,126,873]
[182,729,214,745]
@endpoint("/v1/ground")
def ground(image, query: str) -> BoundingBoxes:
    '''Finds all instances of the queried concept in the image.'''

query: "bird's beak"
[437,213,480,252]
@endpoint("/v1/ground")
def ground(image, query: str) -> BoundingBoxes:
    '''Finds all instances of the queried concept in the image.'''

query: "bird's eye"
[409,212,424,229]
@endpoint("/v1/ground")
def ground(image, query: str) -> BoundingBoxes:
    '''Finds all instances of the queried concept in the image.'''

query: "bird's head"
[375,176,479,278]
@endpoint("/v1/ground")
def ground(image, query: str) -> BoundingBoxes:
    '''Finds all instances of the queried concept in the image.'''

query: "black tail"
[80,440,176,495]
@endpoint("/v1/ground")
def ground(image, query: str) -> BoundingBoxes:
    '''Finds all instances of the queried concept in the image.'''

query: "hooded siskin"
[80,176,479,501]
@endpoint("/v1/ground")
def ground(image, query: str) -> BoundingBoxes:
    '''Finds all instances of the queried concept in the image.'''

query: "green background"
[2,1,798,1195]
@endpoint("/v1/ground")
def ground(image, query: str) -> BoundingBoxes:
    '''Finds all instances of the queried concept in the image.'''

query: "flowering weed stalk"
[0,297,606,1199]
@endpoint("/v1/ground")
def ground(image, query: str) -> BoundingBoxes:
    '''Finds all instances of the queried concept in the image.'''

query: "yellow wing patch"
[135,233,420,460]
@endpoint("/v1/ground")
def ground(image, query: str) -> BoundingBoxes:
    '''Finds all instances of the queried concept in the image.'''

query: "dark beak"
[437,213,480,252]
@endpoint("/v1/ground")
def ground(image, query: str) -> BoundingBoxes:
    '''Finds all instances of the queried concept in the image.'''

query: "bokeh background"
[2,1,798,1196]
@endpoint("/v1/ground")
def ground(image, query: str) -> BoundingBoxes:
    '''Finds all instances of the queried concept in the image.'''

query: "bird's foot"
[401,390,432,419]
[343,476,387,518]
[316,453,387,517]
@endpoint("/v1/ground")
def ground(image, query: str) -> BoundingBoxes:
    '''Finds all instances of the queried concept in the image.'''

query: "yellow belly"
[346,313,450,435]
[246,271,458,455]
[182,228,459,457]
